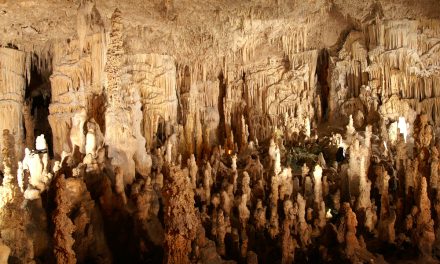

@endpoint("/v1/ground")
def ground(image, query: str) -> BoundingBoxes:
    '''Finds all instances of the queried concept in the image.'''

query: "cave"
[24,59,54,157]
[0,1,440,264]
[217,70,227,146]
[87,94,106,134]
[317,48,329,121]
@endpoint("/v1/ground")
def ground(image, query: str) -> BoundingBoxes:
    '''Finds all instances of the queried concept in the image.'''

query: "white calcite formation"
[22,135,53,200]
[313,164,323,204]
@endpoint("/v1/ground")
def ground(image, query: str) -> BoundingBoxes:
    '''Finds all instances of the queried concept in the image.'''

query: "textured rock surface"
[0,0,440,263]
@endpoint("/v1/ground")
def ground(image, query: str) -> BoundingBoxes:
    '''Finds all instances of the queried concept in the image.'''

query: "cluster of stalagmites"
[2,108,440,263]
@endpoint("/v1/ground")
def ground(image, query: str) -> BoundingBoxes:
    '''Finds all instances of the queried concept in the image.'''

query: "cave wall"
[329,18,440,127]
[2,0,440,172]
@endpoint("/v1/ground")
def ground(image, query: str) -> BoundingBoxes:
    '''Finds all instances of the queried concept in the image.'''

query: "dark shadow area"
[25,59,53,157]
[87,94,106,134]
[316,48,329,121]
[217,70,226,146]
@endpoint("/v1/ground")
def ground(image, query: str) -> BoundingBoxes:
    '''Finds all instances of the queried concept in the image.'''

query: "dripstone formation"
[0,0,440,263]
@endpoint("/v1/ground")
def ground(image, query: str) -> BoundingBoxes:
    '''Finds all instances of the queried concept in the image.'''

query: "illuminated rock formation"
[0,0,439,263]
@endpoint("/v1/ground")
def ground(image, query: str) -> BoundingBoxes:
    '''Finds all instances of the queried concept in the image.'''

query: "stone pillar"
[0,48,27,162]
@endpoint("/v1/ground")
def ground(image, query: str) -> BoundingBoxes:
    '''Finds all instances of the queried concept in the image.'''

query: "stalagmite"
[378,169,396,243]
[85,121,98,156]
[431,146,440,191]
[340,203,365,262]
[70,109,87,154]
[281,216,296,264]
[188,154,198,189]
[242,172,251,203]
[346,115,355,141]
[274,147,281,175]
[162,165,197,264]
[115,166,127,204]
[238,194,250,229]
[297,194,311,247]
[416,177,435,257]
[254,199,266,231]
[0,130,34,262]
[231,154,237,172]
[313,164,323,204]
[215,209,227,256]
[53,175,76,264]
[268,206,280,239]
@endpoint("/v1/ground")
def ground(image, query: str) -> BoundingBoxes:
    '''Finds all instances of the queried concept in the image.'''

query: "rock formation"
[0,0,440,263]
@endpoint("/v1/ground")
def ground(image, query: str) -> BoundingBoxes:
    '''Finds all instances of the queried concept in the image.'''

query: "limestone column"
[0,48,27,162]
